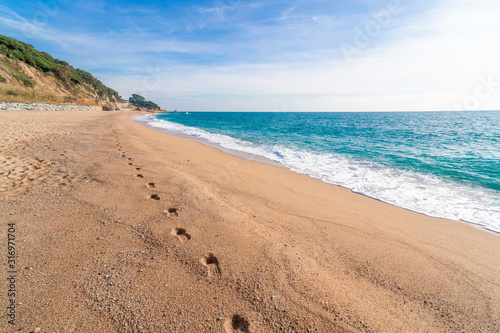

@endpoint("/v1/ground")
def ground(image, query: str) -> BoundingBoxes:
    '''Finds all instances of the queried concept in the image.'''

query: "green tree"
[33,56,55,72]
[0,35,25,52]
[22,52,36,67]
[129,94,160,110]
[41,51,55,63]
[10,49,24,61]
[68,69,82,84]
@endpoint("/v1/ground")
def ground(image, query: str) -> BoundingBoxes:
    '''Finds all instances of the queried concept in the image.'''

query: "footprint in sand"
[128,163,133,166]
[170,227,191,243]
[135,167,141,171]
[224,315,250,333]
[146,182,155,189]
[136,174,144,178]
[149,194,160,200]
[165,207,178,216]
[127,158,132,161]
[200,253,221,277]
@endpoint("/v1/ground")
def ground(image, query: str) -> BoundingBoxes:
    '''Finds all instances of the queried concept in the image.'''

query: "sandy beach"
[1,109,499,333]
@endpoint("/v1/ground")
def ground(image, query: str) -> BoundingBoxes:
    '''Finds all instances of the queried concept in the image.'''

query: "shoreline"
[134,114,284,168]
[1,109,499,332]
[136,112,500,236]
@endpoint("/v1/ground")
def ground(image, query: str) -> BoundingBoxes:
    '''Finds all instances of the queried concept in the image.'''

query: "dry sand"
[0,109,499,333]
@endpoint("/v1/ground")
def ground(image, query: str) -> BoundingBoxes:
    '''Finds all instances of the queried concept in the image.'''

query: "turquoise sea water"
[135,111,500,233]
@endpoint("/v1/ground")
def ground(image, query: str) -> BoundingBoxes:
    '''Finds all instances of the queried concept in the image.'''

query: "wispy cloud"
[0,0,498,111]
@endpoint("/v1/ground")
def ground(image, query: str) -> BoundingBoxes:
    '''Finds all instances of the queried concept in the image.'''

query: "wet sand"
[0,109,499,332]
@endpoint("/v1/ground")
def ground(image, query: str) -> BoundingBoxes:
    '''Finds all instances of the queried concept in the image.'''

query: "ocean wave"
[134,114,500,233]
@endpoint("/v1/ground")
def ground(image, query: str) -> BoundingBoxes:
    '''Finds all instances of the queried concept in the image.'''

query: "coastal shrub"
[0,58,35,88]
[68,69,83,84]
[74,68,119,101]
[53,64,71,85]
[23,43,35,53]
[0,44,8,55]
[22,52,36,67]
[0,58,18,74]
[12,72,34,87]
[0,74,5,82]
[41,51,56,64]
[0,83,62,103]
[0,35,25,52]
[33,56,55,72]
[10,49,24,61]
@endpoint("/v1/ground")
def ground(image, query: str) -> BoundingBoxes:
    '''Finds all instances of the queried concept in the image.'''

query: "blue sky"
[1,0,499,111]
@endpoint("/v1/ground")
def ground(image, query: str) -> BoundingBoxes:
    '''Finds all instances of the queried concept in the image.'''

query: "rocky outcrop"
[102,104,114,111]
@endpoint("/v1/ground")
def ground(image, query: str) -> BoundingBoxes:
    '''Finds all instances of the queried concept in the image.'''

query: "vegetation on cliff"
[129,94,161,111]
[0,34,120,102]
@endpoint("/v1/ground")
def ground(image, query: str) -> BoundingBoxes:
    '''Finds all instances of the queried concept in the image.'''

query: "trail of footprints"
[113,131,249,332]
[170,227,191,243]
[200,252,221,277]
[225,315,251,333]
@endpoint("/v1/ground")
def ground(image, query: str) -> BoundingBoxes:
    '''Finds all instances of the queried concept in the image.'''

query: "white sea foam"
[135,114,500,233]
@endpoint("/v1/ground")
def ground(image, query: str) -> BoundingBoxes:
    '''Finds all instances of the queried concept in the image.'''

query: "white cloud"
[138,0,500,111]
[2,0,499,111]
